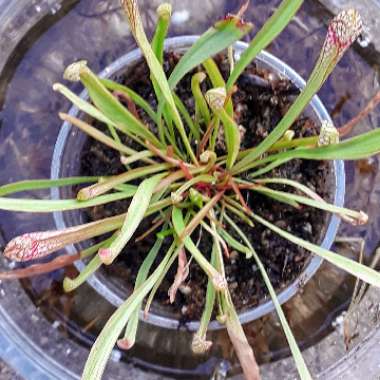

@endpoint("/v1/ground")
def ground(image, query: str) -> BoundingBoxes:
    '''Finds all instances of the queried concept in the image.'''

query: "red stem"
[0,253,81,280]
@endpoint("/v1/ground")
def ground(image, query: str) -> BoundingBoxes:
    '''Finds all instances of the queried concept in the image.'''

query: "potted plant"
[0,1,379,380]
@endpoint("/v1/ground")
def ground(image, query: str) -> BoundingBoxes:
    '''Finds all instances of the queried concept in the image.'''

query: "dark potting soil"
[77,52,332,321]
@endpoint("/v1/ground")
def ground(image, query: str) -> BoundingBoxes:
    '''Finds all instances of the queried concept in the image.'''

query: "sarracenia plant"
[0,2,377,380]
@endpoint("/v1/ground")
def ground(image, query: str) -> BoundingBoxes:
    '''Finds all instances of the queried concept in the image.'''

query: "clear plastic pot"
[51,36,345,331]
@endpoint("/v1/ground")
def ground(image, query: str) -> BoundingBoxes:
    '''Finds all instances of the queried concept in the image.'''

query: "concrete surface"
[0,358,23,380]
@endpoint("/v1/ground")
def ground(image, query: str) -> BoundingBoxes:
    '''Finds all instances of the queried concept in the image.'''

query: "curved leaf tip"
[324,9,363,61]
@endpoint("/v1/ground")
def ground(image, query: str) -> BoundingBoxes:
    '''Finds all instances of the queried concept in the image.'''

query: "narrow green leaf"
[233,7,363,173]
[0,189,137,213]
[77,163,169,201]
[249,159,289,179]
[173,93,200,140]
[227,0,303,88]
[237,128,380,175]
[121,0,197,163]
[222,199,254,227]
[120,150,154,166]
[251,213,380,288]
[101,78,158,123]
[223,213,312,380]
[172,206,226,291]
[173,174,215,201]
[151,3,172,65]
[53,83,112,125]
[218,228,252,258]
[192,241,217,354]
[63,235,117,292]
[81,245,173,380]
[144,243,178,317]
[121,234,166,349]
[205,88,240,169]
[217,107,241,169]
[99,173,166,265]
[191,72,211,127]
[59,113,147,159]
[78,66,161,146]
[179,193,223,239]
[0,177,98,197]
[168,18,252,89]
[251,184,366,224]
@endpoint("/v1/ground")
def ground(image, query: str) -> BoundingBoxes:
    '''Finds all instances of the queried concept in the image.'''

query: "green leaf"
[120,234,165,349]
[238,128,380,175]
[100,78,158,123]
[210,220,261,380]
[168,18,252,89]
[173,174,215,201]
[151,3,172,65]
[59,113,147,159]
[194,243,216,346]
[173,93,200,141]
[205,88,240,169]
[0,189,137,213]
[0,177,98,197]
[233,5,364,173]
[81,246,173,380]
[121,0,197,163]
[63,234,117,292]
[144,243,178,317]
[172,206,226,291]
[217,107,241,169]
[78,66,161,147]
[223,213,312,380]
[191,72,211,127]
[249,158,290,179]
[254,186,363,219]
[178,193,223,238]
[251,212,380,288]
[119,150,154,166]
[99,173,166,265]
[218,228,252,258]
[227,0,304,88]
[77,163,169,201]
[53,83,113,126]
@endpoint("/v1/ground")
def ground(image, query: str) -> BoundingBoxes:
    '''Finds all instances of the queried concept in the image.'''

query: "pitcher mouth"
[51,36,345,331]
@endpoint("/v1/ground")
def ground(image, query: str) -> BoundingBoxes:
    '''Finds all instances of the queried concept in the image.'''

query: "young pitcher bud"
[283,130,295,142]
[205,87,227,110]
[193,72,207,84]
[318,120,339,147]
[171,192,183,205]
[216,314,227,324]
[192,333,213,354]
[63,60,89,82]
[200,150,216,165]
[157,3,172,20]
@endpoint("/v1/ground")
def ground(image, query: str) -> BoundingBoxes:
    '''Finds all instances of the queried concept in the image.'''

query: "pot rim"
[51,35,345,331]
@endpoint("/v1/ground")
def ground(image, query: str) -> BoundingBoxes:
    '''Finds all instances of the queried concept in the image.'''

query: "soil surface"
[77,52,332,321]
